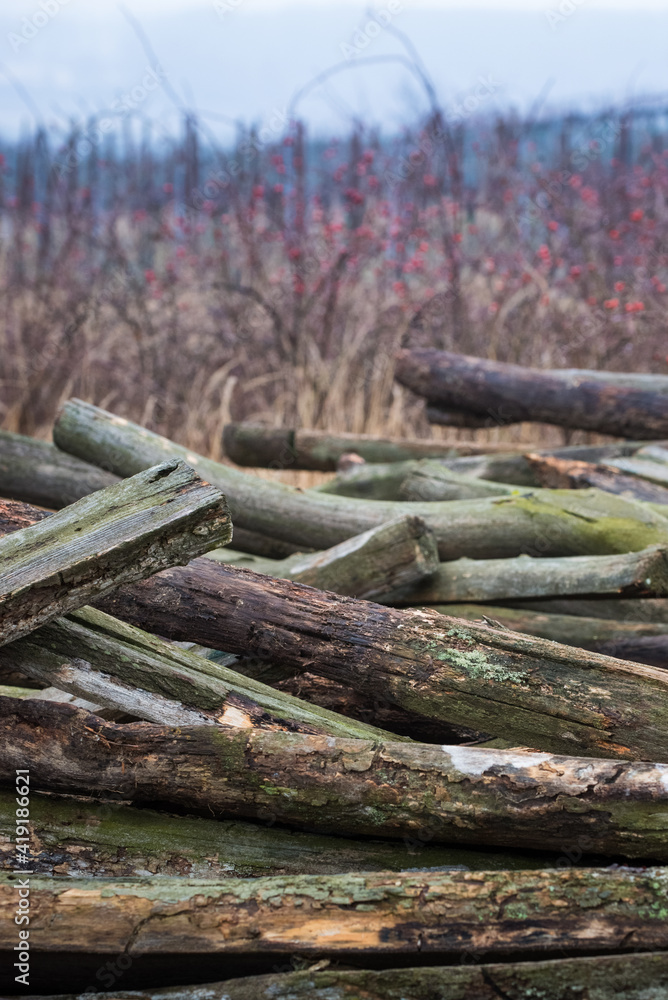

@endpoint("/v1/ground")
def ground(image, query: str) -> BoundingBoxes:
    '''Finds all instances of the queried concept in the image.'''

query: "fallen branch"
[2,697,668,857]
[395,349,668,437]
[0,460,232,646]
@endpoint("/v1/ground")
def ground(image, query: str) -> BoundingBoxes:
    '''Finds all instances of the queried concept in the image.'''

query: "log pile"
[2,394,668,997]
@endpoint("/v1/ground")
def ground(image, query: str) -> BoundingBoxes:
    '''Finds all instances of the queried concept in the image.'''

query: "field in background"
[2,104,668,463]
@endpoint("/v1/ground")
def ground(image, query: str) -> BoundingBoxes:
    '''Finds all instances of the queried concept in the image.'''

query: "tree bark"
[395,349,668,438]
[394,545,668,605]
[507,597,668,623]
[0,460,232,647]
[0,607,400,742]
[94,557,668,759]
[3,789,523,878]
[2,865,668,957]
[208,515,440,602]
[433,604,668,668]
[316,461,513,502]
[34,953,668,1000]
[0,429,119,509]
[526,454,668,504]
[222,424,517,471]
[52,400,668,558]
[3,697,668,858]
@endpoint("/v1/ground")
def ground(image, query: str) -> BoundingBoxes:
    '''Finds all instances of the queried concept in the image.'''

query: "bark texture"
[526,454,668,504]
[54,400,668,558]
[0,460,232,647]
[396,348,668,438]
[2,867,668,955]
[2,697,668,858]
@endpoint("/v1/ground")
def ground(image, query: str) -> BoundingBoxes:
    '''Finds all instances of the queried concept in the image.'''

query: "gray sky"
[1,0,667,139]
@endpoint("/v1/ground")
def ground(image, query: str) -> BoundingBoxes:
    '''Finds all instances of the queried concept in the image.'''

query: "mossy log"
[2,867,668,959]
[208,514,439,601]
[526,454,668,504]
[396,349,668,437]
[2,789,534,878]
[395,545,668,605]
[0,606,399,742]
[316,460,514,502]
[0,429,120,508]
[52,401,668,557]
[0,460,232,647]
[3,697,668,858]
[222,423,516,470]
[94,558,668,759]
[32,953,668,1000]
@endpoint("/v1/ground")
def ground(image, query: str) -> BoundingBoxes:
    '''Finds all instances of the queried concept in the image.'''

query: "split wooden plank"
[0,460,232,647]
[395,349,668,437]
[3,789,533,879]
[24,953,668,1000]
[0,429,120,508]
[222,423,518,470]
[52,401,668,558]
[3,697,668,857]
[0,606,403,742]
[392,545,668,605]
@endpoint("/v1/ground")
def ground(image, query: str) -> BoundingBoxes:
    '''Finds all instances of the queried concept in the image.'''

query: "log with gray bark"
[24,953,668,1000]
[2,697,668,858]
[52,400,668,558]
[0,606,401,742]
[0,429,120,508]
[3,789,528,878]
[526,454,668,504]
[507,597,668,623]
[0,460,232,647]
[395,349,668,438]
[207,514,439,601]
[222,423,517,471]
[392,545,668,605]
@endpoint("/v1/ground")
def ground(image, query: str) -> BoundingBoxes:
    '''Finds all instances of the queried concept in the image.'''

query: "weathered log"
[0,606,399,742]
[434,604,668,667]
[0,460,232,647]
[426,405,499,427]
[0,429,120,508]
[94,557,668,759]
[394,545,668,605]
[316,460,514,502]
[526,454,668,504]
[3,697,668,857]
[222,423,517,470]
[208,515,439,601]
[396,349,668,437]
[52,401,668,557]
[32,953,668,1000]
[2,866,668,961]
[0,497,51,532]
[2,789,532,878]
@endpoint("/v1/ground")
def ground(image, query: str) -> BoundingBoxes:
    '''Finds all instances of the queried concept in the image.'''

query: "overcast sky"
[0,0,667,139]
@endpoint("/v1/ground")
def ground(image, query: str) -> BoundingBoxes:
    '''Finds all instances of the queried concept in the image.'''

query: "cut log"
[316,460,514,502]
[526,454,668,504]
[222,423,518,470]
[94,557,668,759]
[393,546,668,605]
[434,604,668,668]
[507,597,668,623]
[0,460,232,647]
[0,606,400,742]
[34,954,668,1000]
[52,401,668,558]
[4,869,668,960]
[3,697,668,857]
[396,349,668,438]
[0,429,120,508]
[208,515,440,602]
[2,789,532,878]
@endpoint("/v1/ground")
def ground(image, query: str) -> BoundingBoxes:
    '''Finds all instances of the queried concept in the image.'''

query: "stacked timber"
[2,398,668,997]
